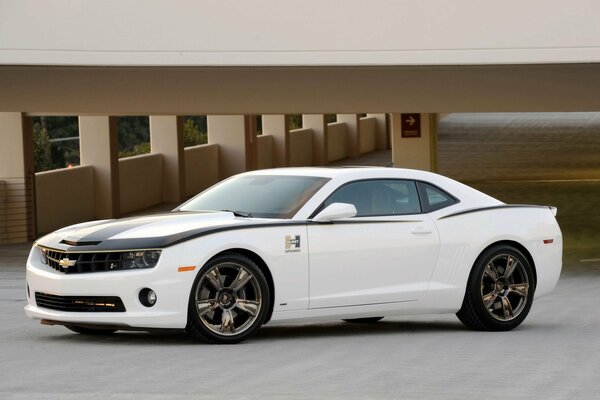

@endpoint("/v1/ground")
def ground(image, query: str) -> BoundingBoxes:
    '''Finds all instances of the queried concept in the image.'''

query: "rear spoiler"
[439,204,558,220]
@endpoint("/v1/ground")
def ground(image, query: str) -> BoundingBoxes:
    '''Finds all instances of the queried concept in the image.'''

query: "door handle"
[411,226,432,234]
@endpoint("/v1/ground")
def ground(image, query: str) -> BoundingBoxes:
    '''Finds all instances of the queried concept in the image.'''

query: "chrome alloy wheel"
[194,262,262,336]
[480,254,529,321]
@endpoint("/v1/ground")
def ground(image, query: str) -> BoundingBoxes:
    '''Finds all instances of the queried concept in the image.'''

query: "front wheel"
[186,253,270,344]
[457,245,535,331]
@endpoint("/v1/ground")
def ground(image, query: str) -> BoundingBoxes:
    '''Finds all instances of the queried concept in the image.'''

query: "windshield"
[178,175,330,219]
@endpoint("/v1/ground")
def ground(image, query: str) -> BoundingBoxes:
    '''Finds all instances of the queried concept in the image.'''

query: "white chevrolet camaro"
[25,167,562,343]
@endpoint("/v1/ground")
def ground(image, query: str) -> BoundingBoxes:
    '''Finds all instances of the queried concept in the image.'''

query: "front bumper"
[25,245,192,329]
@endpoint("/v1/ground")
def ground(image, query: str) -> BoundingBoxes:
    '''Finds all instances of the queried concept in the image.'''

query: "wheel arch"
[207,248,275,324]
[477,240,537,288]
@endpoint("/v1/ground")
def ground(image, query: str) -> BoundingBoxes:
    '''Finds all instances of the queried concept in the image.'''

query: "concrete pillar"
[337,114,360,158]
[150,116,185,203]
[367,113,389,150]
[262,115,290,167]
[208,115,256,179]
[390,113,438,172]
[302,114,326,165]
[0,112,35,243]
[79,116,120,219]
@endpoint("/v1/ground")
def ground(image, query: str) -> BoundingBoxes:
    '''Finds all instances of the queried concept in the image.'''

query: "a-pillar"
[262,115,290,167]
[79,116,120,219]
[150,116,185,203]
[337,114,360,158]
[302,114,326,165]
[0,112,35,243]
[208,115,256,179]
[367,113,389,150]
[390,113,438,172]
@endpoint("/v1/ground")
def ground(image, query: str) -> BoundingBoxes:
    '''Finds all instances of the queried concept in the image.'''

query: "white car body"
[25,167,562,331]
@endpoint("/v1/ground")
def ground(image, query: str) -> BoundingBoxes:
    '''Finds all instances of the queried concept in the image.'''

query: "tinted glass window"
[179,175,330,219]
[417,182,457,212]
[323,180,421,217]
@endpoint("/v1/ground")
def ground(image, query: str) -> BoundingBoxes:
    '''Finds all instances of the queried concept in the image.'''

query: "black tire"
[65,325,117,335]
[342,317,384,323]
[186,253,270,344]
[457,244,535,331]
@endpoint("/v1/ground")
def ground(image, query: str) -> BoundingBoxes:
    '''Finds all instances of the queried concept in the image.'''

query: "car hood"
[35,211,290,252]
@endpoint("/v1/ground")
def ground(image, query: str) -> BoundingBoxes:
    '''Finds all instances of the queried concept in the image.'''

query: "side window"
[323,180,421,217]
[417,182,458,212]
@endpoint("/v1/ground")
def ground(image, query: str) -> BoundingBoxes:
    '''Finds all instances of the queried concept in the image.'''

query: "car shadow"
[44,319,472,346]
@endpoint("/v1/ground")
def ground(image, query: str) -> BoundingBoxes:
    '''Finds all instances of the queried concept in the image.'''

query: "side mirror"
[312,203,357,222]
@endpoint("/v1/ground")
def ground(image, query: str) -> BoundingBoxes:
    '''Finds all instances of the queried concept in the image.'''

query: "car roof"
[243,166,439,180]
[242,167,502,208]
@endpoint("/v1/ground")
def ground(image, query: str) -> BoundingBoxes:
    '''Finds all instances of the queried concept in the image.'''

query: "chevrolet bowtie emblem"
[58,258,77,268]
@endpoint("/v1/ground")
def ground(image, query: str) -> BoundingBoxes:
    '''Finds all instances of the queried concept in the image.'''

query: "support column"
[337,114,360,158]
[390,113,438,172]
[367,113,389,150]
[262,115,290,167]
[79,116,120,219]
[0,112,35,243]
[150,116,185,203]
[302,114,326,165]
[208,115,256,179]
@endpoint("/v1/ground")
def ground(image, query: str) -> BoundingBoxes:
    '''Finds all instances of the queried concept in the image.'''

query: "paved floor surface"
[2,113,600,399]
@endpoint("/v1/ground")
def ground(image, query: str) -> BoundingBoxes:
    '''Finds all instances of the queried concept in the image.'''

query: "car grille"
[44,249,128,274]
[35,292,126,312]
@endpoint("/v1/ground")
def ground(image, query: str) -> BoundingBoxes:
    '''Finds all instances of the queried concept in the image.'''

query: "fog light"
[139,288,157,307]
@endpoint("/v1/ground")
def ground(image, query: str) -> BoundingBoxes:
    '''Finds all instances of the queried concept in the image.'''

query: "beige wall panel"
[208,115,248,179]
[302,115,327,166]
[35,166,95,235]
[0,113,34,243]
[3,65,600,115]
[391,113,437,171]
[184,144,219,197]
[150,115,185,202]
[288,128,313,167]
[367,113,388,150]
[256,134,274,170]
[359,117,376,154]
[79,116,119,219]
[261,115,288,167]
[337,114,360,158]
[119,153,163,214]
[326,123,347,162]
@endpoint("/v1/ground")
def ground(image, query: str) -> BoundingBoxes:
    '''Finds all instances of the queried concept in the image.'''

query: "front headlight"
[122,250,161,269]
[38,246,48,265]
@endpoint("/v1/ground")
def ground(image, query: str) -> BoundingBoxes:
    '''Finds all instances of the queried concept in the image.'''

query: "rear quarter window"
[417,182,458,212]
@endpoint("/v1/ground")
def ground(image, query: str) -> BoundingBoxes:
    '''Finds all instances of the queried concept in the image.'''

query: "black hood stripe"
[40,220,307,252]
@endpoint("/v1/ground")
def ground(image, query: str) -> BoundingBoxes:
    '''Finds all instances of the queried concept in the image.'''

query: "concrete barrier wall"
[359,116,377,154]
[326,122,347,162]
[288,128,313,167]
[256,134,274,170]
[184,143,220,197]
[119,153,163,214]
[35,166,95,234]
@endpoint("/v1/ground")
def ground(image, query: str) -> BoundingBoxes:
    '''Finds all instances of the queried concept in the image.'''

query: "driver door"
[307,179,440,309]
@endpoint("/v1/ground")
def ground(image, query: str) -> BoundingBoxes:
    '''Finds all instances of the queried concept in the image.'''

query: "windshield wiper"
[220,209,253,218]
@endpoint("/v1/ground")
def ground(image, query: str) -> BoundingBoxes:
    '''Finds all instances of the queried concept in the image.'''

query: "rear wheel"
[65,325,117,335]
[342,317,384,323]
[186,253,270,344]
[457,245,535,331]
